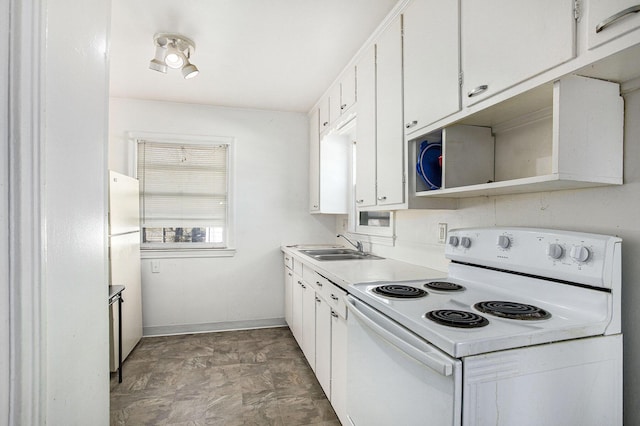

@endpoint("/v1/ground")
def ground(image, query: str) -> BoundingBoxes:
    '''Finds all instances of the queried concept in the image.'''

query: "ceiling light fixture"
[149,33,199,79]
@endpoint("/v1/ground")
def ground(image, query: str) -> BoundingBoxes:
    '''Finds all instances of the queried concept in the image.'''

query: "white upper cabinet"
[376,16,405,206]
[403,0,461,135]
[329,83,342,125]
[461,0,576,107]
[329,66,357,126]
[319,97,330,133]
[355,45,377,208]
[309,108,320,212]
[586,0,640,50]
[341,66,357,113]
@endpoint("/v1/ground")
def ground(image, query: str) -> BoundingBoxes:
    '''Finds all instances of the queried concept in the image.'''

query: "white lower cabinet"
[283,255,349,424]
[301,281,317,371]
[315,296,332,397]
[330,308,348,425]
[284,266,293,327]
[291,273,304,347]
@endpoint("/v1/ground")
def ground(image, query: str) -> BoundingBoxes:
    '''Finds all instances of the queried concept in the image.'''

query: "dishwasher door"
[346,295,462,426]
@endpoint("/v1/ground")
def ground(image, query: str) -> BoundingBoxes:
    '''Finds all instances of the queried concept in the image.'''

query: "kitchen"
[4,0,640,425]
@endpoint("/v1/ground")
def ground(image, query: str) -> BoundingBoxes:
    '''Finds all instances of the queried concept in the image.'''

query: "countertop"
[281,245,447,291]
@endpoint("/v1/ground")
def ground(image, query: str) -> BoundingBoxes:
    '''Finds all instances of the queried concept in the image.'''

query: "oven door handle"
[347,296,454,376]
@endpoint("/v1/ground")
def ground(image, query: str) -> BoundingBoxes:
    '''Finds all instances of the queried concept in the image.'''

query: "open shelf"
[411,75,623,199]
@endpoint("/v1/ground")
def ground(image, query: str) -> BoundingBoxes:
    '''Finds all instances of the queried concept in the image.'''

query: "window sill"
[140,248,237,259]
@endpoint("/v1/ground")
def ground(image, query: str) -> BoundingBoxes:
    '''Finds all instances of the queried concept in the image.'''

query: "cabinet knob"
[331,311,339,318]
[301,283,306,289]
[316,281,323,287]
[341,104,347,110]
[288,272,292,277]
[315,296,321,303]
[356,199,364,204]
[405,120,418,129]
[322,121,328,127]
[596,5,640,33]
[377,196,387,201]
[468,85,488,97]
[312,204,319,209]
[330,294,339,301]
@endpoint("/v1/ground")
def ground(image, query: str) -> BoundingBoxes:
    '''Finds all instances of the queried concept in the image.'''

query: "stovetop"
[347,227,622,358]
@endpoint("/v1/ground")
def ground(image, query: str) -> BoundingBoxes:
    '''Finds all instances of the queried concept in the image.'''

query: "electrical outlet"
[438,223,447,243]
[151,260,160,273]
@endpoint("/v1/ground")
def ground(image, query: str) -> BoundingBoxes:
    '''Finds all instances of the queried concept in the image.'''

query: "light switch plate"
[151,260,160,273]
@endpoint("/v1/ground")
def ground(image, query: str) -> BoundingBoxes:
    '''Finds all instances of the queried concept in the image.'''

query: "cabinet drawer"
[324,281,348,319]
[305,269,326,292]
[283,253,293,270]
[293,258,304,275]
[586,0,640,50]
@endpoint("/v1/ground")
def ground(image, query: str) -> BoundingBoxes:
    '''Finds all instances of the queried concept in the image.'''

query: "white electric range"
[346,227,623,426]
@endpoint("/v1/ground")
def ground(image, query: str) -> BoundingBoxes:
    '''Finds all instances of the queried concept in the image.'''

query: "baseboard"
[143,317,287,337]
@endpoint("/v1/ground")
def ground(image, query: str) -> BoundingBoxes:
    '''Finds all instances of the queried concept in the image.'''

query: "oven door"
[346,295,462,426]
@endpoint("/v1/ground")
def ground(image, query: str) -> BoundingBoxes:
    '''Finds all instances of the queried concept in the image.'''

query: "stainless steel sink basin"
[300,249,383,261]
[300,249,360,256]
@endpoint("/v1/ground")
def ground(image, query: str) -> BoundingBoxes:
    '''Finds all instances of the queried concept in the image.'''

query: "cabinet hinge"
[458,72,463,87]
[402,173,406,184]
[574,0,581,21]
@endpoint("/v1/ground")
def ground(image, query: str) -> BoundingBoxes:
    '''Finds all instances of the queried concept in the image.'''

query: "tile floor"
[110,327,341,425]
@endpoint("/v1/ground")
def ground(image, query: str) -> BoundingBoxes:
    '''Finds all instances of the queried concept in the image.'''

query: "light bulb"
[182,63,199,79]
[165,52,184,69]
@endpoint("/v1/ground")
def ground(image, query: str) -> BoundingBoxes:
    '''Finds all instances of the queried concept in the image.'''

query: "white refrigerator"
[108,170,143,371]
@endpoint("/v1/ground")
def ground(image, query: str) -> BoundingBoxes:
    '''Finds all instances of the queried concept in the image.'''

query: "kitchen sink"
[300,249,384,261]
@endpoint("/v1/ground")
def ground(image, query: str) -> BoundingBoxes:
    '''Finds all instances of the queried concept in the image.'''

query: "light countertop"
[281,245,447,291]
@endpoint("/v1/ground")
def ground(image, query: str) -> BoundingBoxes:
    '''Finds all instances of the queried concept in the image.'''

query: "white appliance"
[346,227,622,426]
[108,170,143,371]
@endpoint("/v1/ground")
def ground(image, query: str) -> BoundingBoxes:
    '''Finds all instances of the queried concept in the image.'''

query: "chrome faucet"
[337,234,364,253]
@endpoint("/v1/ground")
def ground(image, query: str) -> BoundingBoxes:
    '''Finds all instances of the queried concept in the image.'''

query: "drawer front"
[587,0,640,50]
[293,258,304,275]
[283,253,293,270]
[325,281,348,318]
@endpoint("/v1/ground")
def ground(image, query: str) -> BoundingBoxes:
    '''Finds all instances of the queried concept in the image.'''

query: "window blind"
[137,141,229,230]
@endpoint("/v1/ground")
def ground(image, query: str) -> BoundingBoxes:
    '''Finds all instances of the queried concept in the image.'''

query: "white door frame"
[4,0,46,424]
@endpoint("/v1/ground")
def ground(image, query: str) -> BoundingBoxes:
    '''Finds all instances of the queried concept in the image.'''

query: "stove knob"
[570,245,591,263]
[460,237,471,248]
[448,236,459,247]
[547,243,564,260]
[497,235,511,249]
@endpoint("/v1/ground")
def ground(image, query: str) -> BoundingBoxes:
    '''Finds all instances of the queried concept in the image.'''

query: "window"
[135,135,232,250]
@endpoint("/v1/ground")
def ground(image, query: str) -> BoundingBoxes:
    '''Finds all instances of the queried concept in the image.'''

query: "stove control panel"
[445,227,621,288]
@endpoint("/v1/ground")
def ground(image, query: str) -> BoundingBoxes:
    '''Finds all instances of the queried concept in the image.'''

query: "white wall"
[353,87,640,426]
[109,98,336,335]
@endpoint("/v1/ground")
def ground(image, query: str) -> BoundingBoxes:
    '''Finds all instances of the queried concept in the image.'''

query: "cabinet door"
[301,283,316,371]
[315,296,332,398]
[309,109,320,212]
[319,97,330,133]
[291,275,304,346]
[330,311,348,425]
[355,44,377,208]
[403,0,460,134]
[329,83,342,125]
[586,0,640,50]
[461,0,575,106]
[284,267,293,327]
[341,65,357,113]
[376,17,405,206]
